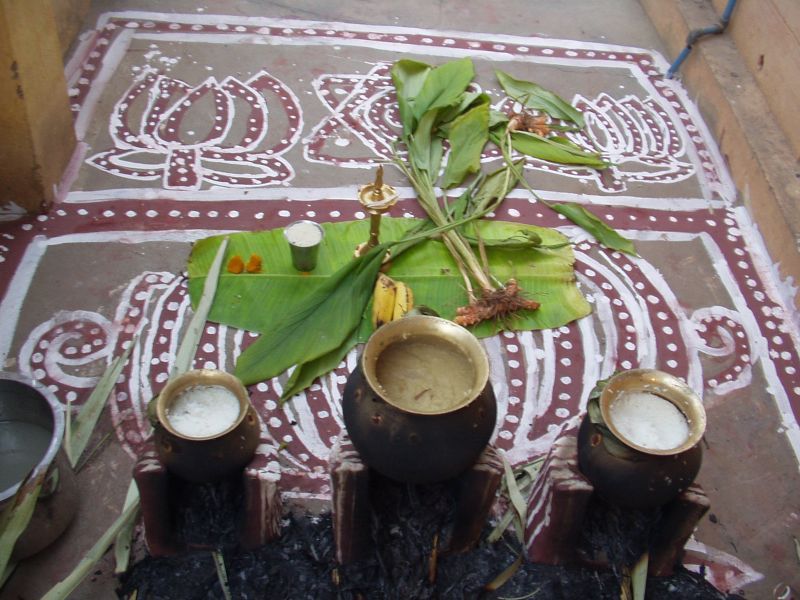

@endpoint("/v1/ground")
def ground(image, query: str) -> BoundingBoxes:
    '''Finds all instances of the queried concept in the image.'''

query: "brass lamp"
[355,165,398,256]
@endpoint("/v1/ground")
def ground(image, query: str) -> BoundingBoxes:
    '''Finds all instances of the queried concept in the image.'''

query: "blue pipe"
[666,0,738,79]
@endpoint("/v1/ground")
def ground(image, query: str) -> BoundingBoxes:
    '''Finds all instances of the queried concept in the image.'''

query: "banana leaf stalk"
[65,338,137,468]
[113,482,140,575]
[632,551,649,600]
[212,550,233,600]
[41,497,139,600]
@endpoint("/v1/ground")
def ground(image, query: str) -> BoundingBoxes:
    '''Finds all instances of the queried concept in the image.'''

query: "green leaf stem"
[496,69,585,127]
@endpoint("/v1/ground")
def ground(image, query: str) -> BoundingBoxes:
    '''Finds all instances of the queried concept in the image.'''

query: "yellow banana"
[371,273,397,328]
[392,280,414,321]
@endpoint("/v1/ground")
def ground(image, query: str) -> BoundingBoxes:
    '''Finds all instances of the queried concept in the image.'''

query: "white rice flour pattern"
[1,13,795,591]
[304,63,696,193]
[86,69,302,190]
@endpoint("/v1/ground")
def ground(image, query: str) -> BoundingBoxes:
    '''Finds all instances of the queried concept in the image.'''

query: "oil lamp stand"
[354,165,399,258]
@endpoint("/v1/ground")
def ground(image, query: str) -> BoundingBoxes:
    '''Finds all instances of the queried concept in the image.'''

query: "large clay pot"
[577,369,706,509]
[0,373,78,560]
[153,369,261,483]
[342,315,496,484]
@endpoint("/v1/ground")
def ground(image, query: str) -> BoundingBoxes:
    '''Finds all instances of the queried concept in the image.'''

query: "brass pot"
[153,369,261,483]
[342,315,496,484]
[577,369,706,509]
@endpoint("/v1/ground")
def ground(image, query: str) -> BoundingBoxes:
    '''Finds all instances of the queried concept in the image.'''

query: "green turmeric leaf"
[441,103,489,189]
[413,58,474,121]
[439,91,489,129]
[390,59,431,136]
[549,202,638,256]
[234,244,390,386]
[496,69,585,127]
[409,109,442,176]
[510,131,608,168]
[280,327,359,402]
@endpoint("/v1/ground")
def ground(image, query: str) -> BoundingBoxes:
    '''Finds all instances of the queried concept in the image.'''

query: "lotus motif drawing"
[304,63,696,193]
[87,69,301,190]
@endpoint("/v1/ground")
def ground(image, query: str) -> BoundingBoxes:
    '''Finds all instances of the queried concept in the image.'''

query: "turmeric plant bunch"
[391,57,634,326]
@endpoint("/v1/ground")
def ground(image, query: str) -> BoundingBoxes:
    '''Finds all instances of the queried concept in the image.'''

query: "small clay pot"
[342,315,496,484]
[153,369,261,483]
[577,369,706,509]
[577,416,703,509]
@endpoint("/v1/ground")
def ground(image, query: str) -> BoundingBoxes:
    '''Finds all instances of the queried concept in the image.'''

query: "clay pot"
[153,369,261,483]
[342,315,496,484]
[577,369,706,509]
[0,373,78,560]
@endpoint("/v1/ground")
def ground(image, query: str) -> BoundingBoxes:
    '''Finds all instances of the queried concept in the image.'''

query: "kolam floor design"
[1,9,798,598]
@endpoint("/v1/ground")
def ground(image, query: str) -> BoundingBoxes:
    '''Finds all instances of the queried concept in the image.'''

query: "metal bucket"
[0,373,78,559]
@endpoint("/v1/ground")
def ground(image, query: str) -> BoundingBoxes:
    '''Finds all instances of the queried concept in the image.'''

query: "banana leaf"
[188,217,589,347]
[496,69,585,128]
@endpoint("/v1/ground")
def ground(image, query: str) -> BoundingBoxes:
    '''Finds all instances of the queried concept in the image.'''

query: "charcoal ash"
[578,496,662,572]
[118,475,744,600]
[170,474,242,549]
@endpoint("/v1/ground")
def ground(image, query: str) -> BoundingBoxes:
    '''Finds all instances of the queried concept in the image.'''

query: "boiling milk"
[608,390,690,451]
[375,335,474,413]
[167,384,241,438]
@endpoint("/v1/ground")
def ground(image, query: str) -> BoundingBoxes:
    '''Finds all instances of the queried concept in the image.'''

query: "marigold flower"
[227,255,245,274]
[245,254,262,273]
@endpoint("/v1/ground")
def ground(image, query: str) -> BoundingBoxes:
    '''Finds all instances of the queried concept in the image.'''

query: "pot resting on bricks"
[152,369,261,483]
[577,369,706,510]
[342,315,497,484]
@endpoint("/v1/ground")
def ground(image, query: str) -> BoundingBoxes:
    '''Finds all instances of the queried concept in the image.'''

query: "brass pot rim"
[599,368,707,456]
[156,369,250,441]
[361,315,490,416]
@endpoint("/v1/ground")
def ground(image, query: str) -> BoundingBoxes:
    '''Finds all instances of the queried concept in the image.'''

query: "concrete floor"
[1,1,799,598]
